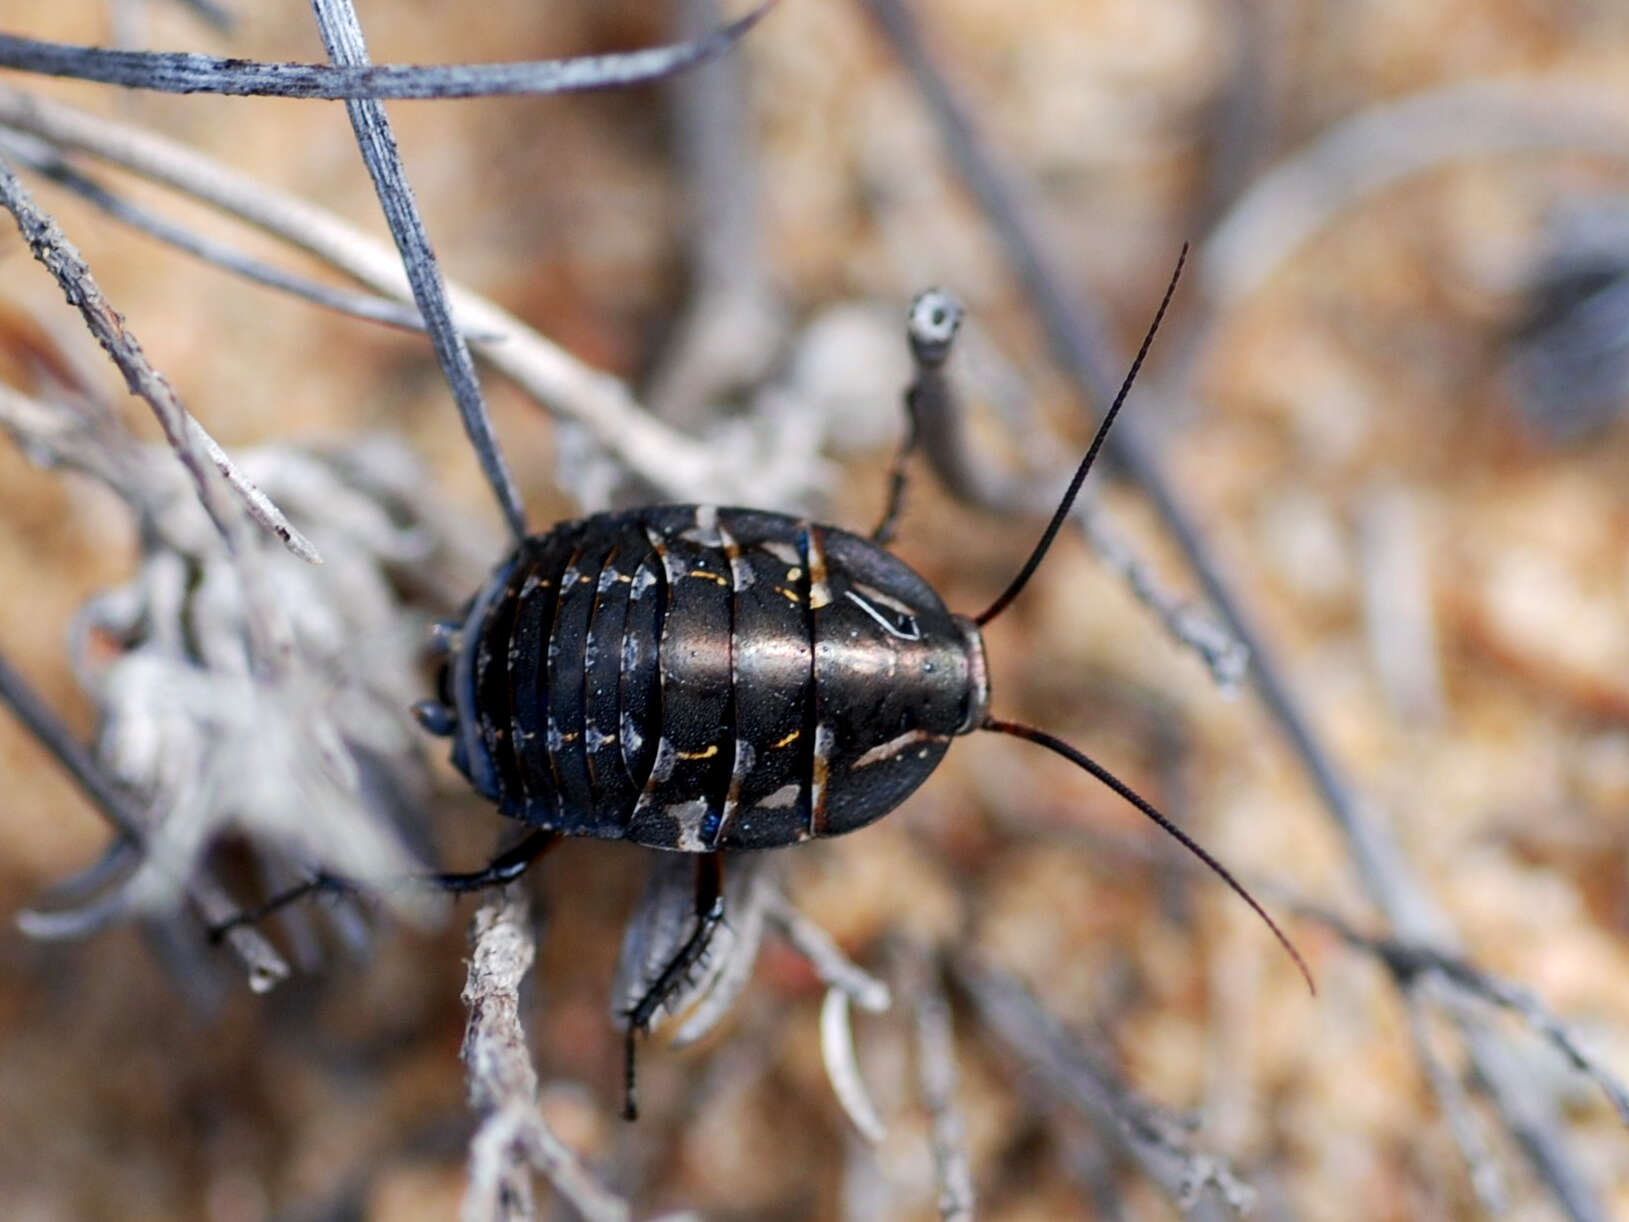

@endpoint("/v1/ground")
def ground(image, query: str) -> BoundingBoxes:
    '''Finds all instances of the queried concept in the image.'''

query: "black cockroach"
[237,247,1309,1118]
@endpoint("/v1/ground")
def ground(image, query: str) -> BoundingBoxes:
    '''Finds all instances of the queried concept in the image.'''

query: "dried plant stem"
[461,889,634,1222]
[309,0,524,542]
[1404,985,1508,1216]
[0,650,290,992]
[905,948,974,1222]
[0,151,303,675]
[1201,79,1629,308]
[901,294,1248,688]
[1292,901,1629,1127]
[0,7,771,100]
[763,886,891,1013]
[950,954,1246,1220]
[0,85,731,502]
[0,132,463,337]
[0,154,317,570]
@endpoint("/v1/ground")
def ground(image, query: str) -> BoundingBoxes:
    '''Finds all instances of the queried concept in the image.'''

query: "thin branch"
[762,885,892,1013]
[861,5,1610,1215]
[899,289,1248,688]
[949,953,1246,1221]
[1199,80,1629,309]
[461,889,541,1222]
[0,6,774,100]
[461,888,634,1222]
[0,648,290,992]
[643,0,787,426]
[0,86,745,501]
[901,945,975,1222]
[0,132,480,338]
[1403,984,1509,1216]
[821,986,888,1144]
[309,0,525,543]
[0,153,318,569]
[1294,902,1629,1128]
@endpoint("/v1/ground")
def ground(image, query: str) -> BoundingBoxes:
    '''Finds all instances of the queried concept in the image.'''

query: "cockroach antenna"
[975,244,1187,628]
[971,244,1315,994]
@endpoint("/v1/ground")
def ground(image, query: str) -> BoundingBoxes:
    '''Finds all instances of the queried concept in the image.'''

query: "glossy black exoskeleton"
[432,505,988,854]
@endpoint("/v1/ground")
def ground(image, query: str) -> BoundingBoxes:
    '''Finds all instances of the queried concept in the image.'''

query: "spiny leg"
[433,829,560,892]
[873,288,963,545]
[871,381,921,545]
[207,828,560,940]
[622,852,725,1121]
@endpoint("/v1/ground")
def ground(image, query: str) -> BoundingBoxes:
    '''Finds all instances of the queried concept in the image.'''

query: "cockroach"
[238,247,1310,1118]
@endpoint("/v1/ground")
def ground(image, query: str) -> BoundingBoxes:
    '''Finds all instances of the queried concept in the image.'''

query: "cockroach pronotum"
[235,247,1310,1118]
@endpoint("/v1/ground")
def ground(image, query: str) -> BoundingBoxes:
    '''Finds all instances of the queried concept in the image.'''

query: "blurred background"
[3,1,1629,1219]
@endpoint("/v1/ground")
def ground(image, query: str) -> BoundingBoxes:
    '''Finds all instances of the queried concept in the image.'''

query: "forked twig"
[461,888,638,1222]
[0,650,290,992]
[1292,901,1629,1127]
[309,0,524,542]
[0,152,305,675]
[898,943,974,1222]
[950,954,1246,1220]
[899,289,1249,689]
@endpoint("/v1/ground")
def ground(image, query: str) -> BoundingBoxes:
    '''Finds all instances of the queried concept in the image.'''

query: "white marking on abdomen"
[854,728,946,769]
[757,782,800,811]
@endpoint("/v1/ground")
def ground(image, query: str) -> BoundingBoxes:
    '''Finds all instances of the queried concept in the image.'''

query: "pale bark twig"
[899,289,1249,690]
[0,152,306,679]
[0,132,481,338]
[762,885,891,1013]
[1404,984,1508,1216]
[1292,901,1629,1128]
[0,649,290,992]
[902,945,975,1222]
[950,954,1246,1220]
[461,888,636,1222]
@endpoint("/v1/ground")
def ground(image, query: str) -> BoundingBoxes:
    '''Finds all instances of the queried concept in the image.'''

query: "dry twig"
[0,8,772,100]
[950,954,1247,1220]
[309,0,524,542]
[0,648,291,992]
[462,888,637,1222]
[0,154,319,597]
[899,944,975,1222]
[0,130,471,338]
[0,85,817,507]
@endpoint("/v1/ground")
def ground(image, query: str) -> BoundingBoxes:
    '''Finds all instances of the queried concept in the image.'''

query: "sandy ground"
[3,2,1629,1219]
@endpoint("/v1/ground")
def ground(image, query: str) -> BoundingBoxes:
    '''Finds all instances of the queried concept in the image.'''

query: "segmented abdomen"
[450,506,973,852]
